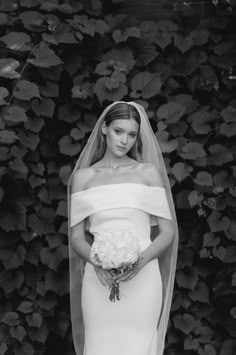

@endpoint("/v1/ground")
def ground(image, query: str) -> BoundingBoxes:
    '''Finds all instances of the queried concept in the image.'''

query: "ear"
[101,122,107,135]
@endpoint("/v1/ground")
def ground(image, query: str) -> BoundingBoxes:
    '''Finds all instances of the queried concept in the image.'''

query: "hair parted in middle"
[90,102,143,166]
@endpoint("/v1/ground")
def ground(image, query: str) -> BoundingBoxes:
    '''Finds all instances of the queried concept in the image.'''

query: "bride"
[67,101,178,355]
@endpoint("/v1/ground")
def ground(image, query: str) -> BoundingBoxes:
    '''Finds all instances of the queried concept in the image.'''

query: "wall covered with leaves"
[0,0,235,354]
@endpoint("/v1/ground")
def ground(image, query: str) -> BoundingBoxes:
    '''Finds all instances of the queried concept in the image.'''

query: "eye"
[129,133,137,138]
[114,129,122,135]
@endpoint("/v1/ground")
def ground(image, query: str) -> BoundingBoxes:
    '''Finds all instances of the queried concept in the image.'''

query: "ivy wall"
[0,0,236,354]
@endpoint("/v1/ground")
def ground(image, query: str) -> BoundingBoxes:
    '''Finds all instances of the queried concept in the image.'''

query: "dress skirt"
[81,258,162,355]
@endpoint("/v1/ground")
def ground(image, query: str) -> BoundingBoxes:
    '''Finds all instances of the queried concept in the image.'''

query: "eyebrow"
[114,126,138,134]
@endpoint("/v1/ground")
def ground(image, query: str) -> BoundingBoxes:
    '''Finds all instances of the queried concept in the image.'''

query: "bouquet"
[90,229,141,302]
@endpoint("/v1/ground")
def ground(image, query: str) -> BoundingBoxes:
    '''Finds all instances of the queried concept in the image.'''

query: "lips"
[117,146,127,150]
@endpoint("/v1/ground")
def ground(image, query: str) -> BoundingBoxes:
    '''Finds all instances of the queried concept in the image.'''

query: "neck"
[101,151,130,167]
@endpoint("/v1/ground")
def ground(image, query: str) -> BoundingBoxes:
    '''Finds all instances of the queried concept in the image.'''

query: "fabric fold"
[70,183,172,227]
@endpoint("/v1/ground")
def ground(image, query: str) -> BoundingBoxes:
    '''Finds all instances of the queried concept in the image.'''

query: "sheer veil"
[67,101,178,355]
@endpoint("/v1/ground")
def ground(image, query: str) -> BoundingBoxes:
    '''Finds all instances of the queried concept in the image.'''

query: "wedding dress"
[70,182,172,355]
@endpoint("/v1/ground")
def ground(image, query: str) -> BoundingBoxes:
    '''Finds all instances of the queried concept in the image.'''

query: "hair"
[90,102,143,166]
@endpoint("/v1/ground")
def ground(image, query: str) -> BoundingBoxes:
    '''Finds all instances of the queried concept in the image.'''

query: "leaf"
[28,45,63,67]
[28,323,49,343]
[1,312,20,326]
[220,123,236,137]
[40,245,68,271]
[59,165,72,185]
[172,162,192,182]
[0,203,27,231]
[56,200,67,217]
[203,232,220,247]
[184,335,199,350]
[199,344,216,355]
[14,341,34,355]
[0,245,26,270]
[14,80,40,100]
[4,106,28,122]
[0,58,20,79]
[0,343,7,354]
[39,81,59,97]
[155,131,178,154]
[0,270,24,295]
[194,172,213,186]
[221,106,236,122]
[102,48,135,72]
[94,77,127,104]
[10,325,26,343]
[59,135,81,156]
[208,144,233,165]
[26,313,43,328]
[156,102,185,123]
[17,301,33,314]
[31,98,55,117]
[225,219,236,241]
[137,43,159,66]
[188,110,214,134]
[180,142,206,160]
[189,281,209,303]
[19,11,45,31]
[220,339,236,355]
[131,72,162,99]
[173,313,196,334]
[208,211,230,232]
[0,32,31,51]
[0,130,18,144]
[188,190,203,207]
[0,87,9,105]
[154,22,173,49]
[176,268,199,290]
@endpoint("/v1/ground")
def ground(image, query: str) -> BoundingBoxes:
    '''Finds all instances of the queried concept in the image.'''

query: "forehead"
[109,118,139,131]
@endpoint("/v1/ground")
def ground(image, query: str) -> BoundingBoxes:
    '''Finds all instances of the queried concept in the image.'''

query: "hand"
[93,265,115,288]
[113,257,146,283]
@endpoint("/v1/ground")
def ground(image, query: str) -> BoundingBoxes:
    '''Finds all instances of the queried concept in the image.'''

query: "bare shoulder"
[140,163,164,187]
[71,167,95,193]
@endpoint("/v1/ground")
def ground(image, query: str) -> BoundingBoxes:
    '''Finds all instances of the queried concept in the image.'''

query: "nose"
[120,133,128,145]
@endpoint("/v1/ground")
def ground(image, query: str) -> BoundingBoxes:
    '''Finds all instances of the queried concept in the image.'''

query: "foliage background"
[0,0,236,354]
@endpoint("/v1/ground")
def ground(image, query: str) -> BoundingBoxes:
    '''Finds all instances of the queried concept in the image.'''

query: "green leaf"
[194,172,213,186]
[174,33,194,53]
[0,59,20,79]
[1,312,20,326]
[56,200,67,217]
[180,142,206,160]
[0,87,9,105]
[199,344,216,355]
[131,72,162,99]
[26,313,42,328]
[208,211,230,232]
[102,48,135,72]
[4,106,28,122]
[0,130,18,144]
[14,80,40,100]
[154,21,174,49]
[220,339,236,355]
[203,232,220,247]
[156,102,185,123]
[225,219,236,241]
[0,13,8,25]
[39,81,59,97]
[173,313,196,334]
[10,325,26,343]
[28,44,63,67]
[0,203,27,231]
[0,270,24,295]
[28,322,49,343]
[14,341,34,355]
[0,32,31,51]
[184,335,199,350]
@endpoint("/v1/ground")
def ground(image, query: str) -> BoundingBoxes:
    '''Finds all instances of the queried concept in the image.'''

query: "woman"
[67,102,178,355]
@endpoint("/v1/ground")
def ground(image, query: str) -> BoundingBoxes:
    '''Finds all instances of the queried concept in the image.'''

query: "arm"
[114,164,175,282]
[70,169,115,288]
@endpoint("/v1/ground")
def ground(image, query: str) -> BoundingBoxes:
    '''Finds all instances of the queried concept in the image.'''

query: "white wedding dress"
[70,183,172,355]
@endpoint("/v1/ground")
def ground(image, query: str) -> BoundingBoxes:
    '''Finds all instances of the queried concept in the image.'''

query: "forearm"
[140,230,174,265]
[71,237,94,265]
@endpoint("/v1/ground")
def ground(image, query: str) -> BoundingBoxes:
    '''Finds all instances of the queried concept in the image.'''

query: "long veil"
[67,101,178,355]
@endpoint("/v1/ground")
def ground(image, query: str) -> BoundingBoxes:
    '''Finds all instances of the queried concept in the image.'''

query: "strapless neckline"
[72,183,165,195]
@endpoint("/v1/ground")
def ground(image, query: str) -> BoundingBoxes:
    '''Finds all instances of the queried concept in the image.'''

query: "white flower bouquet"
[90,229,141,302]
